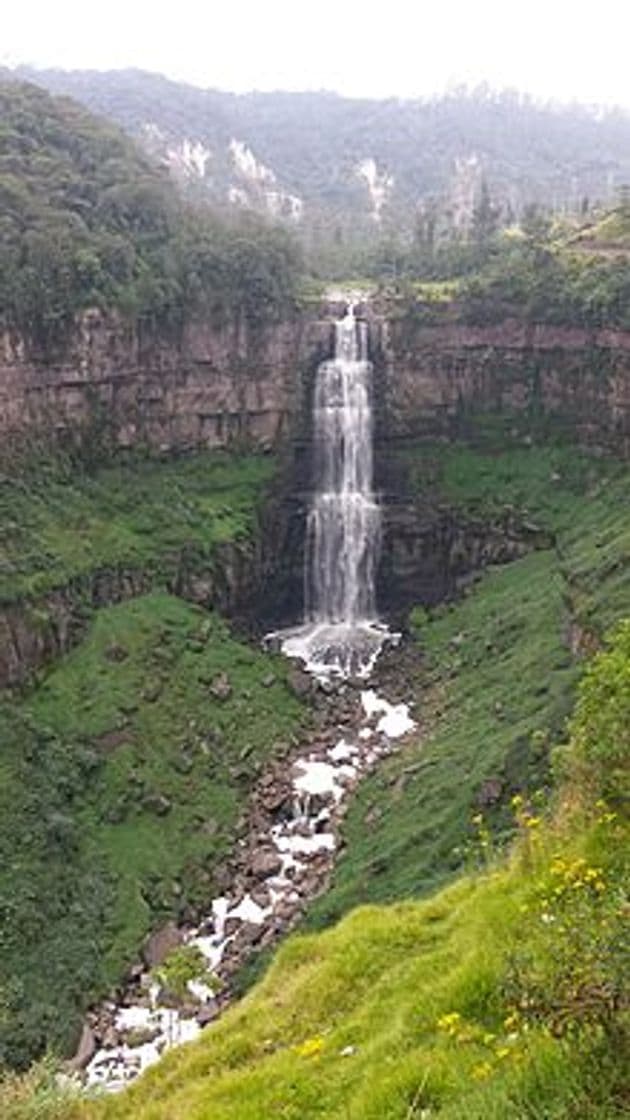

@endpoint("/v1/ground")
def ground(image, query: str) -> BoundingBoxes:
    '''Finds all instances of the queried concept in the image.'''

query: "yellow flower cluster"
[595,799,618,826]
[436,1012,462,1036]
[549,856,606,895]
[436,1010,524,1083]
[295,1036,324,1059]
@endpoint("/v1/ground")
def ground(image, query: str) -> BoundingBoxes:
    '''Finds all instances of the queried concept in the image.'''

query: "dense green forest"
[0,81,301,346]
[8,68,630,262]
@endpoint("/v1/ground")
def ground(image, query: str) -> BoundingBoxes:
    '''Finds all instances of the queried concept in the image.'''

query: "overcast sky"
[3,0,630,107]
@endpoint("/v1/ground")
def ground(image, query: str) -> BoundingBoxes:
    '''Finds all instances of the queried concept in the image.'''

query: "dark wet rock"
[251,847,283,878]
[142,921,183,969]
[287,667,313,699]
[124,1026,161,1048]
[197,1000,219,1027]
[102,1025,121,1049]
[68,1022,97,1071]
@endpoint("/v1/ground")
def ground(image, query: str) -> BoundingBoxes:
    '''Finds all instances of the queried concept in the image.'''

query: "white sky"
[3,0,630,107]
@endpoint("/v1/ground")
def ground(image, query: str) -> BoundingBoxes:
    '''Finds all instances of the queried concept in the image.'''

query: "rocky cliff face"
[0,308,332,459]
[4,306,630,459]
[4,304,630,682]
[371,316,630,453]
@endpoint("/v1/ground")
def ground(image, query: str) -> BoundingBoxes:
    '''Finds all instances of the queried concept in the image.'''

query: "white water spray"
[279,303,391,676]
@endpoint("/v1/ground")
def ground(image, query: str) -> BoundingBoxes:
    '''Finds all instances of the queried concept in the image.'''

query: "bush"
[568,620,630,801]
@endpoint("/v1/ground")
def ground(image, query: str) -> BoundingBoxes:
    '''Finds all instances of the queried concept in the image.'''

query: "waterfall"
[277,303,391,677]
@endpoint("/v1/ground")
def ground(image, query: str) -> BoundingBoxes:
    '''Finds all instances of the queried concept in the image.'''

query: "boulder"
[142,921,183,969]
[210,672,232,701]
[142,792,172,816]
[197,1000,219,1027]
[68,1022,96,1071]
[251,847,283,879]
[287,667,313,699]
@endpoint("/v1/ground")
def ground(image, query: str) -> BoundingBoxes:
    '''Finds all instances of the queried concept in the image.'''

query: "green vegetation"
[15,68,630,270]
[458,231,630,328]
[0,592,304,1068]
[0,81,301,346]
[6,615,627,1119]
[306,441,630,928]
[0,450,275,604]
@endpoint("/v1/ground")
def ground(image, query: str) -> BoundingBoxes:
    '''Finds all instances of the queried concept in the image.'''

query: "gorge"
[0,77,629,1120]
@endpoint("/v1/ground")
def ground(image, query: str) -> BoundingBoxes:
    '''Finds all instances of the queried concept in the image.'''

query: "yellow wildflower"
[472,1061,493,1081]
[296,1036,324,1058]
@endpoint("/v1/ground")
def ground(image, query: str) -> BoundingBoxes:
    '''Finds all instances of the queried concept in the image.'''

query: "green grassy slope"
[306,441,630,928]
[0,447,297,1068]
[0,592,304,1067]
[0,451,275,604]
[16,619,626,1120]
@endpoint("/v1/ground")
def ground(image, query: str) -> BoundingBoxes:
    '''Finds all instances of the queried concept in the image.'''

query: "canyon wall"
[0,308,332,458]
[371,315,630,453]
[3,305,630,457]
[4,304,630,683]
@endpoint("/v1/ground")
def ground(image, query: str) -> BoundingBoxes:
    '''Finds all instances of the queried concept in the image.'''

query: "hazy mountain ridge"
[8,66,630,245]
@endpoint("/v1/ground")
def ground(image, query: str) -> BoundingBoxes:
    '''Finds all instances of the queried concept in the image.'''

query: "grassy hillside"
[0,448,302,1067]
[0,450,275,603]
[306,441,630,928]
[6,616,627,1119]
[0,592,304,1068]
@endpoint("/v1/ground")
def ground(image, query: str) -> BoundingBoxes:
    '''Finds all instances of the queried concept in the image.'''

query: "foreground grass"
[307,441,630,927]
[0,593,304,1067]
[0,451,275,603]
[10,631,626,1119]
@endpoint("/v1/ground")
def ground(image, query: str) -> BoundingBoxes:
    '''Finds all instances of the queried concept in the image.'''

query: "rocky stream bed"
[73,663,417,1094]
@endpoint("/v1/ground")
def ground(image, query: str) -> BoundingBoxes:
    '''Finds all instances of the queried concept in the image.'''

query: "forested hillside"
[0,81,301,346]
[7,67,630,264]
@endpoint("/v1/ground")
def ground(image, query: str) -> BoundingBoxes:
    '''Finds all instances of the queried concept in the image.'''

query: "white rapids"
[275,303,394,678]
[81,302,416,1097]
[83,689,414,1094]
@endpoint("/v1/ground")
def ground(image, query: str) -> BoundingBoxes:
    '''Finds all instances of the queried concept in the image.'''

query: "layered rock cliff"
[0,308,331,459]
[371,316,630,453]
[4,303,630,684]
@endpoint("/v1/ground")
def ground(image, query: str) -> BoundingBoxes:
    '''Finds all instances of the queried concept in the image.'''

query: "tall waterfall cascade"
[279,303,392,677]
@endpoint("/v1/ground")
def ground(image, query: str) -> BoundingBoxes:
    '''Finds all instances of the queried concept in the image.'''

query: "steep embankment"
[11,618,627,1120]
[306,440,630,930]
[0,451,309,1069]
[0,452,277,685]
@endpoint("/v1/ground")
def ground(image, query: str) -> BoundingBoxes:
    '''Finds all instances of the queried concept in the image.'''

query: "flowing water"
[279,303,391,676]
[80,304,411,1093]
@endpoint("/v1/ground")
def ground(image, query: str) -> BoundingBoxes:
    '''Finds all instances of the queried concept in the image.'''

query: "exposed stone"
[124,1026,161,1049]
[251,847,283,878]
[210,672,232,701]
[142,793,172,816]
[68,1022,97,1071]
[476,777,504,807]
[197,1000,220,1027]
[142,921,183,969]
[287,667,313,699]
